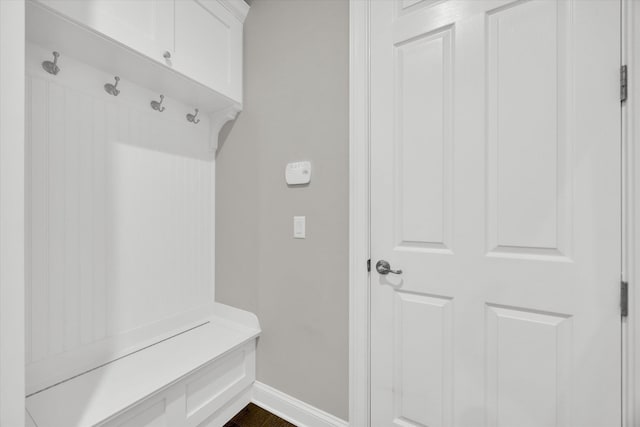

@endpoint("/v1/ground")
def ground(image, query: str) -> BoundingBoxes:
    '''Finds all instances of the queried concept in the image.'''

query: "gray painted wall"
[216,0,349,420]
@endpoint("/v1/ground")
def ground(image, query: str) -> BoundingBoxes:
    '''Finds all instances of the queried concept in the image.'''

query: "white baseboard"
[251,382,348,427]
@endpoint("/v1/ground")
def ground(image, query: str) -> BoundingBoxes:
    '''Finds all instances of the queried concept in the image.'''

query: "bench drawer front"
[185,343,255,426]
[113,400,170,427]
[102,340,256,427]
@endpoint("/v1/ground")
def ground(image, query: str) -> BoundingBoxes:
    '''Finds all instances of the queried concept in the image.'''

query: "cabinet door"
[174,0,243,102]
[37,0,174,65]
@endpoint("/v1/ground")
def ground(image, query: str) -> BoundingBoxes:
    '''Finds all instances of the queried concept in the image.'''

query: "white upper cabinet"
[36,0,175,64]
[174,0,243,101]
[34,0,247,103]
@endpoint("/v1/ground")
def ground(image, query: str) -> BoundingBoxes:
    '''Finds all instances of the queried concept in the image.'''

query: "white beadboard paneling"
[26,74,33,366]
[29,77,49,363]
[63,89,81,353]
[48,81,65,357]
[26,42,216,393]
[78,92,94,346]
[93,99,108,343]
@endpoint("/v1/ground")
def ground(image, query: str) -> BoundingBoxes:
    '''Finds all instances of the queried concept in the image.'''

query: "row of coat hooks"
[42,51,201,124]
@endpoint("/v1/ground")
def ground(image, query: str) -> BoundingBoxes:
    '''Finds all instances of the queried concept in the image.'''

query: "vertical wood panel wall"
[25,44,215,380]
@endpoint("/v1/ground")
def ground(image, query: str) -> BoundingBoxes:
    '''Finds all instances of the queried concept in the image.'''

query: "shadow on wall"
[216,113,240,156]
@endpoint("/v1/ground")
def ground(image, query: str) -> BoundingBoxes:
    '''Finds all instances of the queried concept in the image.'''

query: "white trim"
[349,0,371,426]
[252,382,348,427]
[625,1,638,425]
[217,0,250,24]
[212,385,254,427]
[0,0,25,425]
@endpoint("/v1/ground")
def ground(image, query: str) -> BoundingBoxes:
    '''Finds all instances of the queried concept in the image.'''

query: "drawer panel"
[116,400,167,427]
[186,342,256,426]
[186,351,245,416]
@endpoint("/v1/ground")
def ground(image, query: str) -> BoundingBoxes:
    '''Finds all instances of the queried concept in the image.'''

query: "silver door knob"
[163,51,172,60]
[376,260,402,275]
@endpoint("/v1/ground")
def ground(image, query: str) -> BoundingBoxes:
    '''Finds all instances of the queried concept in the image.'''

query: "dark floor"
[224,403,297,427]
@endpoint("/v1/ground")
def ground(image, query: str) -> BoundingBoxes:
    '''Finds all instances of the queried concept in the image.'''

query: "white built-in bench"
[26,304,260,427]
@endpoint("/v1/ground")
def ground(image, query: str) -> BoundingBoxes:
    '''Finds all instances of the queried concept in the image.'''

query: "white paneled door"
[370,1,621,426]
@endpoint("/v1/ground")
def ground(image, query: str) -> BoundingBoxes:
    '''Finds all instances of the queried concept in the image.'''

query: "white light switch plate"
[293,216,306,238]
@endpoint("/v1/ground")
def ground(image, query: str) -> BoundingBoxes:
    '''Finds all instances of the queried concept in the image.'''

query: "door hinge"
[367,259,371,272]
[621,65,628,103]
[621,280,629,318]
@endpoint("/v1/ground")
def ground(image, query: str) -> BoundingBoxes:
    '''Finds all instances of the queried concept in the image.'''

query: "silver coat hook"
[186,108,200,124]
[42,51,60,75]
[104,76,120,96]
[150,94,165,112]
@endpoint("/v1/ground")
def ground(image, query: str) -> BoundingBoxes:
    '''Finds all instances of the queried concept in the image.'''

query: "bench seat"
[26,304,260,427]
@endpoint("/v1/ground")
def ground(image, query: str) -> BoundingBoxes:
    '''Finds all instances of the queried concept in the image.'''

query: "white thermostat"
[285,161,311,185]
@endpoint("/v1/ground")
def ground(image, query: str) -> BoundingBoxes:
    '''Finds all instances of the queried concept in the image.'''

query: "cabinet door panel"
[174,0,242,101]
[37,0,174,64]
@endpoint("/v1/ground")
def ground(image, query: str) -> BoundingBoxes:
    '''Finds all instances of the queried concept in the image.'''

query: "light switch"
[293,216,306,239]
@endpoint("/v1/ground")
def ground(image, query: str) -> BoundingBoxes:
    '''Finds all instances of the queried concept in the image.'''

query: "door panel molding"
[393,292,453,427]
[485,0,574,261]
[351,0,632,426]
[485,303,572,427]
[393,24,454,254]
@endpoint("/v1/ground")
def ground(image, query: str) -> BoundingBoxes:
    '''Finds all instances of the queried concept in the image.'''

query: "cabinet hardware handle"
[163,51,172,60]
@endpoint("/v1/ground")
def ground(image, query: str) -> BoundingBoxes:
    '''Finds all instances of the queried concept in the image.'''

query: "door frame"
[624,1,639,425]
[0,0,25,425]
[348,0,636,425]
[348,0,371,425]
